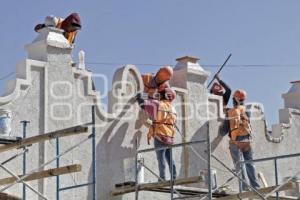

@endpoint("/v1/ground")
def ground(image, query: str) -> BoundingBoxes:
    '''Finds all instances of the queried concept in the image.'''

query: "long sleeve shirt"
[219,79,232,106]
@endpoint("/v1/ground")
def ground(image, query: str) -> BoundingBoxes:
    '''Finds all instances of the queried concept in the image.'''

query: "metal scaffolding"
[1,106,299,199]
[111,120,300,200]
[56,106,97,200]
[238,152,300,200]
[134,139,210,200]
[0,106,95,200]
[110,122,213,200]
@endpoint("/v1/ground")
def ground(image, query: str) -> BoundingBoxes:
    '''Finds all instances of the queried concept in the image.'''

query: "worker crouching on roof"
[34,13,81,44]
[142,66,173,99]
[136,88,177,181]
[226,89,260,190]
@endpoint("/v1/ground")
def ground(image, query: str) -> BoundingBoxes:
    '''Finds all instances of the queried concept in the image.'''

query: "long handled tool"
[207,54,232,88]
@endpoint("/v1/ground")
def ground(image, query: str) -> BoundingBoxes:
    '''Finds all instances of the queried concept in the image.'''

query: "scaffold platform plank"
[268,196,298,200]
[0,192,21,200]
[0,164,81,186]
[0,125,88,154]
[0,136,22,145]
[146,185,231,197]
[216,181,296,200]
[111,176,203,196]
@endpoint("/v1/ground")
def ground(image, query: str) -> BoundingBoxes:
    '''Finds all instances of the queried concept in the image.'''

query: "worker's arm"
[219,79,232,106]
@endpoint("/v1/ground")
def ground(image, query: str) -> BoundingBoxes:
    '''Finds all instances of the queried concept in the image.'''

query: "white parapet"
[282,81,300,110]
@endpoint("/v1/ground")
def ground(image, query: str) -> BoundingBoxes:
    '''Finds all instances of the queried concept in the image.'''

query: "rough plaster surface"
[0,28,299,199]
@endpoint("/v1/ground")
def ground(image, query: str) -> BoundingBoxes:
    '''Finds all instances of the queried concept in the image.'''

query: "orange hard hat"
[211,82,224,95]
[163,88,176,102]
[155,66,173,84]
[233,89,247,102]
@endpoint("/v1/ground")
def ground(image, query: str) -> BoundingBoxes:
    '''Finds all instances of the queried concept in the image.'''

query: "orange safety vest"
[147,100,177,143]
[142,74,169,99]
[227,105,251,141]
[56,19,77,44]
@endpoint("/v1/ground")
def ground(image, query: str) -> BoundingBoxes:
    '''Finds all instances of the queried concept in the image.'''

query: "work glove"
[136,92,142,100]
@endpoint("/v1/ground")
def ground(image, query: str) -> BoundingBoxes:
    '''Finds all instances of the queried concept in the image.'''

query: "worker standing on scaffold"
[136,88,177,181]
[226,89,260,191]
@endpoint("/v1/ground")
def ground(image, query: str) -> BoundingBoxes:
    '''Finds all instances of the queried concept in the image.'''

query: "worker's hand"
[135,92,145,108]
[135,92,142,101]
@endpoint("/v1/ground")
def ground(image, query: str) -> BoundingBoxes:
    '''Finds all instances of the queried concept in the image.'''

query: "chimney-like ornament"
[174,56,204,71]
[170,55,210,89]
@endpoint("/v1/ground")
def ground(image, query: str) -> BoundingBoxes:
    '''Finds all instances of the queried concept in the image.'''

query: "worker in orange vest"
[226,89,260,190]
[141,66,173,99]
[34,13,81,44]
[136,88,177,180]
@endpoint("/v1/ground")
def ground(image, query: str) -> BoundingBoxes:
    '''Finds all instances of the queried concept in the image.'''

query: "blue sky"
[1,0,300,125]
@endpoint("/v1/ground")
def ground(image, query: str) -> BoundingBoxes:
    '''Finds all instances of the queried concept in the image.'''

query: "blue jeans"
[154,138,177,180]
[229,142,260,190]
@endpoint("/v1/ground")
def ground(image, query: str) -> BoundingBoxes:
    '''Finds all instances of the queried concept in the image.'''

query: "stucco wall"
[0,28,299,200]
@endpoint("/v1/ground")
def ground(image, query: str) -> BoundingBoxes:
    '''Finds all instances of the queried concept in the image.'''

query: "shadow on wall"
[178,121,225,179]
[87,99,145,200]
[211,122,226,153]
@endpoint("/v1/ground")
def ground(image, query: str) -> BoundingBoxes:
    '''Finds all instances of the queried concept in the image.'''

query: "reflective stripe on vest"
[148,100,177,139]
[228,105,251,141]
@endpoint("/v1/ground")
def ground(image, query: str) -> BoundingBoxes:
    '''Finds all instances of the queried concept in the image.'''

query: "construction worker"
[142,66,173,99]
[226,89,260,190]
[210,74,231,107]
[136,88,177,180]
[34,13,81,44]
